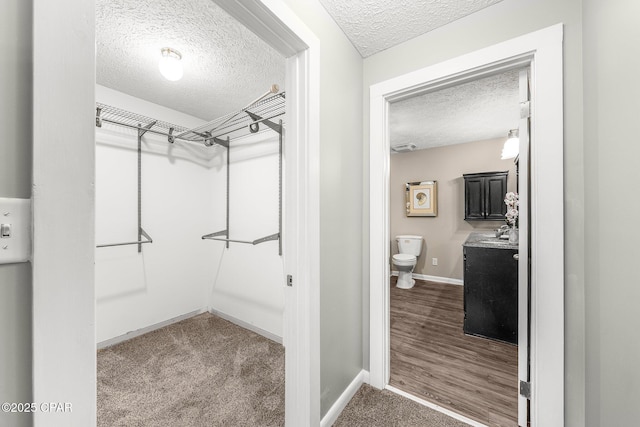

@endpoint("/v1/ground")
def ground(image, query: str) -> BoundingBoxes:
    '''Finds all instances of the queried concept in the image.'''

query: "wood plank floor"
[389,277,518,426]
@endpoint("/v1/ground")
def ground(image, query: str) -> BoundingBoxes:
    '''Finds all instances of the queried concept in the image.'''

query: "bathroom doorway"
[386,67,525,426]
[369,25,564,426]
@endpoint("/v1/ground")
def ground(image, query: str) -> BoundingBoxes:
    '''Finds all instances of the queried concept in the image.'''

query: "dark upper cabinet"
[463,171,508,221]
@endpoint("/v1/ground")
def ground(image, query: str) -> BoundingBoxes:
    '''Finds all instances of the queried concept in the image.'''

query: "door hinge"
[287,274,293,287]
[520,101,531,119]
[520,380,531,399]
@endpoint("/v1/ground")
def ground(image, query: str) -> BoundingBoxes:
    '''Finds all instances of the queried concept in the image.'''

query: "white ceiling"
[96,0,515,143]
[318,0,504,57]
[96,0,286,121]
[390,69,520,151]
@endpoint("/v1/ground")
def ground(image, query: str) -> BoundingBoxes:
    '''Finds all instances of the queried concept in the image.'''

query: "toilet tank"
[396,235,423,256]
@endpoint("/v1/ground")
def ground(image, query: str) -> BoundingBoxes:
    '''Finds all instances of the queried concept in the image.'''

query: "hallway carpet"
[334,384,470,427]
[97,313,285,427]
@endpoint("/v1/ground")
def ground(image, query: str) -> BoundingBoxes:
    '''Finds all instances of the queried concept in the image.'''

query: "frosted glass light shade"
[501,129,519,159]
[159,48,183,81]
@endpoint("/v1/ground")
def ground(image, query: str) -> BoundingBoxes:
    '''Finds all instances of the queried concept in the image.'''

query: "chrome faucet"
[495,225,510,237]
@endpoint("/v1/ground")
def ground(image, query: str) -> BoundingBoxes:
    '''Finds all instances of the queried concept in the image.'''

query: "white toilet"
[393,235,424,289]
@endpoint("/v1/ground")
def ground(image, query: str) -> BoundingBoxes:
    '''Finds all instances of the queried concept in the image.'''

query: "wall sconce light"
[501,129,519,159]
[159,47,183,81]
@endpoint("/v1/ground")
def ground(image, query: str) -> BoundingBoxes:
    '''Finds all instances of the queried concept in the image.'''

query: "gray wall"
[362,0,585,424]
[0,1,33,427]
[583,0,640,425]
[10,0,640,424]
[280,0,365,417]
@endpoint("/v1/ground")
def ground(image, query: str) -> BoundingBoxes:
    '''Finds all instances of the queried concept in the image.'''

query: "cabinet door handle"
[513,253,519,260]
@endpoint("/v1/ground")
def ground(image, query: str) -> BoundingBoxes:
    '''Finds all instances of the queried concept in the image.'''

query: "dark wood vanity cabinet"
[463,171,508,220]
[463,245,518,344]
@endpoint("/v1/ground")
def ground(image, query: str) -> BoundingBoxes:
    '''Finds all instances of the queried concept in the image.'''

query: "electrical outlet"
[432,258,438,266]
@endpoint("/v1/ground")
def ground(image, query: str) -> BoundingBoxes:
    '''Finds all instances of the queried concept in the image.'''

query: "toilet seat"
[392,254,416,266]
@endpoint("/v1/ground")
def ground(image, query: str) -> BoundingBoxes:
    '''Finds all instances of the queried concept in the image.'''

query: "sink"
[478,239,511,245]
[464,232,517,249]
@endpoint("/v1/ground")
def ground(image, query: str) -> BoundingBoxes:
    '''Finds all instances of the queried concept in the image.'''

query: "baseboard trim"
[385,385,487,427]
[320,369,368,427]
[391,271,463,286]
[208,308,283,345]
[97,309,206,350]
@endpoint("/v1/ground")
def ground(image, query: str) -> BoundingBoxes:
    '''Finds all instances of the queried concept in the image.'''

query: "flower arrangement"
[504,192,519,227]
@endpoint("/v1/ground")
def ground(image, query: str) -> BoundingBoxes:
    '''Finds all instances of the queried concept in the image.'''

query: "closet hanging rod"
[96,122,154,251]
[99,117,193,141]
[176,92,286,142]
[203,112,284,145]
[96,90,285,147]
[200,118,283,255]
[175,85,281,139]
[96,103,206,145]
[205,84,280,137]
[97,228,153,248]
[201,232,280,246]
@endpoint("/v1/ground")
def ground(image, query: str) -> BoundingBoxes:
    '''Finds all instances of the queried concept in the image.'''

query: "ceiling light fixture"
[501,129,519,159]
[159,47,183,81]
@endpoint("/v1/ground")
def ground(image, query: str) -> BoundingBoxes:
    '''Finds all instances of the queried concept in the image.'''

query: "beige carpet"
[334,384,471,427]
[97,313,285,427]
[98,312,470,427]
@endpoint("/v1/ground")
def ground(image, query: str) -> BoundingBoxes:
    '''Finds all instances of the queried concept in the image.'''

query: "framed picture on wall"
[405,181,438,217]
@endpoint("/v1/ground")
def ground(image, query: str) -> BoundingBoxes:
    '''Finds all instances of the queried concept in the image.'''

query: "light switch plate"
[0,197,32,264]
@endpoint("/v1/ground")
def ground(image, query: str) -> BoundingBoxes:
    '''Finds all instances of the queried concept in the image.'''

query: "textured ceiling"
[390,69,520,151]
[318,0,504,57]
[96,0,286,121]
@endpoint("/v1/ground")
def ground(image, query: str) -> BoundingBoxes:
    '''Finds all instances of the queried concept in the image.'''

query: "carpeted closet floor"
[97,313,285,427]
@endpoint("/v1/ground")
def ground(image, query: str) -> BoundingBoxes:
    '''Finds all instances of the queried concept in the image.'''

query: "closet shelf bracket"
[245,111,282,135]
[201,230,228,240]
[204,136,229,148]
[138,121,156,137]
[253,233,280,245]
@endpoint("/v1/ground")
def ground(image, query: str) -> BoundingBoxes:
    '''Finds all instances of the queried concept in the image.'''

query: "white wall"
[362,0,585,424]
[95,86,285,343]
[95,86,219,342]
[279,0,365,417]
[583,0,640,425]
[0,2,32,426]
[208,131,285,339]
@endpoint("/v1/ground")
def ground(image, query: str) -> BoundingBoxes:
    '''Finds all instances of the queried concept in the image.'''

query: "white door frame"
[32,0,320,426]
[369,24,564,426]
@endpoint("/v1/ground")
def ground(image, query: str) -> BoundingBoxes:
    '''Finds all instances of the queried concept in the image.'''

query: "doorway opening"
[369,25,564,427]
[32,1,320,425]
[93,1,315,425]
[387,67,525,426]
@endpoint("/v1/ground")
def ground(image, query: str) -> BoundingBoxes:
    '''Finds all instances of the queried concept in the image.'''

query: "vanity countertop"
[463,231,518,250]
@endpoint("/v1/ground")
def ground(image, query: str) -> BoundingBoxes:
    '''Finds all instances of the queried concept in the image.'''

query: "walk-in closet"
[95,1,287,424]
